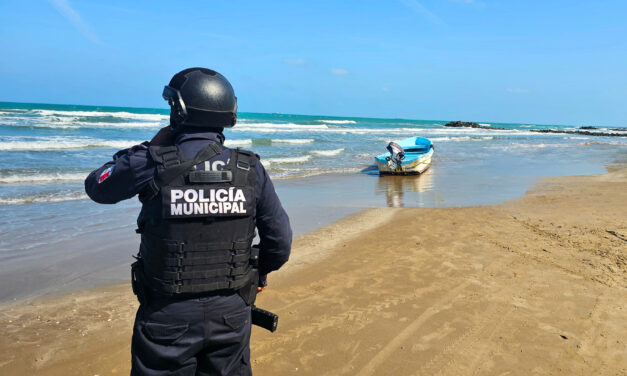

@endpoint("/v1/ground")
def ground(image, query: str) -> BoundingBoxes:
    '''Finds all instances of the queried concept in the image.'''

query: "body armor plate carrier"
[136,141,258,297]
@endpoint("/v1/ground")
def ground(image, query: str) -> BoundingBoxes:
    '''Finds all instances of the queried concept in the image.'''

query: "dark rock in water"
[444,121,506,130]
[530,129,627,137]
[443,121,626,137]
[445,121,481,128]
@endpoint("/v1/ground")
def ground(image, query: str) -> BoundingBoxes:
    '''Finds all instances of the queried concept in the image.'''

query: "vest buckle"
[176,243,185,267]
[250,246,259,268]
[237,160,250,171]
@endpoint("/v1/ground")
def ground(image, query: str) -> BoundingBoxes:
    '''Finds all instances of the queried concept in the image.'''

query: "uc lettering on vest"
[163,187,254,218]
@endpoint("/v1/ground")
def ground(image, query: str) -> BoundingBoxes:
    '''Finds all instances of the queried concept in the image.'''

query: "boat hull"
[376,148,433,175]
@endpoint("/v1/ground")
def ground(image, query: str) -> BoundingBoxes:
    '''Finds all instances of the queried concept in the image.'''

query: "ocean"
[0,101,625,302]
[1,101,625,205]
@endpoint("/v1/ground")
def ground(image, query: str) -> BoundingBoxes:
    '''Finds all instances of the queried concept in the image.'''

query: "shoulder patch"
[98,165,115,183]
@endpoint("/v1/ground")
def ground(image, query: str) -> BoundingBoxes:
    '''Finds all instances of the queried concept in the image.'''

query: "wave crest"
[317,120,357,124]
[270,139,314,144]
[264,156,312,165]
[0,137,143,151]
[310,148,345,156]
[0,171,87,184]
[0,192,88,205]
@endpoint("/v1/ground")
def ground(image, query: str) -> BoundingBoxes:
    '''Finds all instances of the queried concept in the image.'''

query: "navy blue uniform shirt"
[85,131,292,277]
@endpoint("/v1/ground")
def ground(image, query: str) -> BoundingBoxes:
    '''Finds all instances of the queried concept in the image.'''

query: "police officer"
[85,67,292,376]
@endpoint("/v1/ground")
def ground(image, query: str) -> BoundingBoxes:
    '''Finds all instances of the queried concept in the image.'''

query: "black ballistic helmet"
[163,68,237,129]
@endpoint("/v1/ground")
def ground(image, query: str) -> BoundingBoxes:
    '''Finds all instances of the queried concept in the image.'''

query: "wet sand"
[1,167,626,375]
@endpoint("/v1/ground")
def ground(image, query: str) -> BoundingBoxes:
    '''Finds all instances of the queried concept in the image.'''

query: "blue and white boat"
[375,136,434,175]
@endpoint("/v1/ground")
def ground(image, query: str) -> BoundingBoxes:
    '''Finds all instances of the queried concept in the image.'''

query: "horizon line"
[0,100,623,129]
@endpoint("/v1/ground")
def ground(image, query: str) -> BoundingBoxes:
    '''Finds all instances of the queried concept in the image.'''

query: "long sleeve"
[254,161,292,276]
[84,142,155,204]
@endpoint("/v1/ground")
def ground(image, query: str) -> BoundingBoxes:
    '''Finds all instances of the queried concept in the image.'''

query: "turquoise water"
[1,101,626,302]
[1,101,625,205]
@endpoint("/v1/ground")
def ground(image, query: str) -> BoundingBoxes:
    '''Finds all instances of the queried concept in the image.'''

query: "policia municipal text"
[85,68,292,375]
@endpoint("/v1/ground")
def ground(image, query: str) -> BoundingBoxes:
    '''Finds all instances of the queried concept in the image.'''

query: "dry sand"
[1,167,626,375]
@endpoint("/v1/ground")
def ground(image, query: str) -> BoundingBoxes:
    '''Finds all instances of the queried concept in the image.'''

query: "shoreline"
[0,159,621,306]
[1,165,626,374]
[0,163,556,305]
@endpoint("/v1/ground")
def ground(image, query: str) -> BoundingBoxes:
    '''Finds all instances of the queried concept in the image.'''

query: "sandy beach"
[1,166,626,375]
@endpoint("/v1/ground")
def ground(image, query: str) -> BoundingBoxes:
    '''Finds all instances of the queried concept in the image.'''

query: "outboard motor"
[385,142,405,170]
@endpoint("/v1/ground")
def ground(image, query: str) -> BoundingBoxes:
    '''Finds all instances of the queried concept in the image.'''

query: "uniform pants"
[131,292,252,376]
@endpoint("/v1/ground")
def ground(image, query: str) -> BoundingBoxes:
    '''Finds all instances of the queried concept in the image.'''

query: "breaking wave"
[490,142,580,151]
[235,122,329,132]
[317,120,357,124]
[233,124,538,136]
[0,108,168,130]
[0,192,88,205]
[429,136,495,142]
[0,138,143,151]
[267,167,362,179]
[30,109,168,122]
[582,140,627,147]
[310,148,345,156]
[269,139,314,144]
[0,120,163,129]
[224,139,253,147]
[264,156,312,165]
[0,171,87,184]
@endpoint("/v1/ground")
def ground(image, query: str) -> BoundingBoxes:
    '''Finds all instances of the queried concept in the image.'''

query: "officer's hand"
[258,274,268,293]
[150,126,173,146]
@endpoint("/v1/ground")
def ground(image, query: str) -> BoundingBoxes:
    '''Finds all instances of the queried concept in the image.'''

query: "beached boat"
[375,136,434,175]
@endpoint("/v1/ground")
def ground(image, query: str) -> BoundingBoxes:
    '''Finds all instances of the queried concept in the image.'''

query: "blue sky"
[0,0,626,126]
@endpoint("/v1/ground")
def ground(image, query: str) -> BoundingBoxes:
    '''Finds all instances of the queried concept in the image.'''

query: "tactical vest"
[136,141,257,296]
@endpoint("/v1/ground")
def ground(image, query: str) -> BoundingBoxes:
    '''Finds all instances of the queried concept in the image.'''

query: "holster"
[131,258,149,306]
[238,246,260,306]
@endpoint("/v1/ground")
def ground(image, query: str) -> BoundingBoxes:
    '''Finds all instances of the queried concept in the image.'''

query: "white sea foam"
[233,124,537,136]
[583,140,627,147]
[310,148,345,156]
[430,136,495,142]
[0,192,88,205]
[224,139,253,147]
[6,120,163,129]
[270,139,314,144]
[32,109,169,122]
[0,137,143,151]
[266,167,362,179]
[491,142,575,151]
[264,156,312,165]
[317,120,357,124]
[235,122,329,132]
[0,172,87,184]
[478,123,491,127]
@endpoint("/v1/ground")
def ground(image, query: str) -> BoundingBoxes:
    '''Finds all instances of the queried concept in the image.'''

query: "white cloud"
[331,68,348,75]
[506,88,530,94]
[49,0,101,43]
[399,0,442,24]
